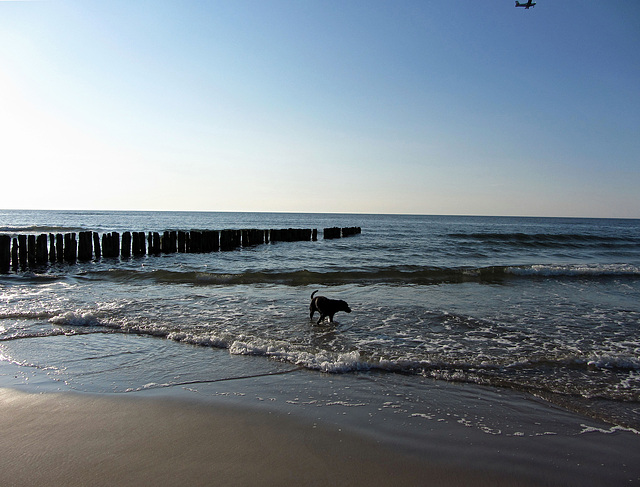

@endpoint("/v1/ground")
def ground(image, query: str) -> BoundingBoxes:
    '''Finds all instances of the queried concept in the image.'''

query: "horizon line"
[1,208,639,221]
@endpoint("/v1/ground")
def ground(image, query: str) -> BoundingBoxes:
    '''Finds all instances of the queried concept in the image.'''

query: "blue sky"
[1,1,638,217]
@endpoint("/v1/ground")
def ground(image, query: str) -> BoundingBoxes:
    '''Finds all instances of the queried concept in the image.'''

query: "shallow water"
[1,210,639,430]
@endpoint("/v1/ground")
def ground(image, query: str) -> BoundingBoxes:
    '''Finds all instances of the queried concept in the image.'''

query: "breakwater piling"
[0,235,10,273]
[0,227,360,273]
[323,226,361,239]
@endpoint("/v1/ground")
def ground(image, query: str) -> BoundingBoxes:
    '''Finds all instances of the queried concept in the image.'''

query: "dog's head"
[338,300,351,313]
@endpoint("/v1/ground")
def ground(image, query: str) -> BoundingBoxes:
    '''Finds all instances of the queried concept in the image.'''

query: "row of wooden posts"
[323,226,362,239]
[0,227,361,273]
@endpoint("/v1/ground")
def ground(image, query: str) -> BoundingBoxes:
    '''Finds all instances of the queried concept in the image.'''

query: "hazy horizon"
[3,208,639,221]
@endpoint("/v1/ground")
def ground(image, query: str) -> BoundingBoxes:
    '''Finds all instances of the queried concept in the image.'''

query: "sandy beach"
[0,387,549,487]
[1,346,639,487]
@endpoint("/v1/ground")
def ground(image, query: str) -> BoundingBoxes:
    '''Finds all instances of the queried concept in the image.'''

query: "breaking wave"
[78,264,640,286]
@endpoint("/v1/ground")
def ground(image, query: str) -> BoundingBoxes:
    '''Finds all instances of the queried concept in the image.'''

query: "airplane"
[515,0,536,8]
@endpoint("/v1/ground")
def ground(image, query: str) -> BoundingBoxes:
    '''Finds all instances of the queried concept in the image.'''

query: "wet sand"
[0,388,543,487]
[1,343,639,487]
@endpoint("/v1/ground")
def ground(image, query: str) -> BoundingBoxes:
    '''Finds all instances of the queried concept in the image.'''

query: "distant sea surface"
[1,210,639,429]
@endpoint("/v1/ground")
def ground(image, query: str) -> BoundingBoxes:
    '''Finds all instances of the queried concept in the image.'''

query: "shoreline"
[2,351,640,486]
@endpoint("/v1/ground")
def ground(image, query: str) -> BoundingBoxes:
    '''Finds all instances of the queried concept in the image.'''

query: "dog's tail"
[311,290,318,300]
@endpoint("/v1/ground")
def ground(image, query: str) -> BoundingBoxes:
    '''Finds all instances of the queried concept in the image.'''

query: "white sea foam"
[49,311,100,327]
[166,331,228,349]
[580,424,640,435]
[506,263,640,277]
[325,400,367,407]
[228,340,370,373]
[587,355,640,370]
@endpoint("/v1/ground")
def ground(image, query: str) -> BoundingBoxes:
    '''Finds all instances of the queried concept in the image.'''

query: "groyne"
[323,227,362,239]
[0,227,361,273]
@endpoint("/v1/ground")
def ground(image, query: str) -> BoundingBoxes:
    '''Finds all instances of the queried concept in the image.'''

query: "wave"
[448,232,640,249]
[504,355,640,373]
[15,312,640,404]
[49,310,102,327]
[4,263,637,286]
[2,309,637,416]
[504,263,640,278]
[0,310,59,320]
[79,263,640,286]
[28,309,640,377]
[0,225,88,234]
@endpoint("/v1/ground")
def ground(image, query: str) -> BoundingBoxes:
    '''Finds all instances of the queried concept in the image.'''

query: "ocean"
[1,209,639,437]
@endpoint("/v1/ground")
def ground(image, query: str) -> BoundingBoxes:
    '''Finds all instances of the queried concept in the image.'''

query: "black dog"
[309,290,351,324]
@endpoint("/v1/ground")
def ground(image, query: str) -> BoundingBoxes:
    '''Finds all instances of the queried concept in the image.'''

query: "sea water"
[1,210,639,431]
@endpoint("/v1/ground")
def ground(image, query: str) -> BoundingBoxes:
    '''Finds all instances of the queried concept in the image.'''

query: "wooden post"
[185,232,191,253]
[137,232,146,255]
[11,238,19,271]
[152,232,161,255]
[221,230,237,251]
[202,230,218,252]
[161,232,168,253]
[241,229,263,247]
[78,232,93,261]
[18,235,27,268]
[191,231,202,253]
[161,231,170,254]
[49,234,56,262]
[204,230,213,252]
[102,233,110,258]
[220,230,230,250]
[203,231,211,252]
[212,230,220,251]
[178,231,186,253]
[132,232,140,256]
[254,229,264,245]
[64,233,77,263]
[102,232,119,258]
[312,229,318,241]
[56,234,64,263]
[113,232,120,258]
[93,232,101,259]
[188,231,198,253]
[324,227,341,239]
[342,226,361,237]
[0,235,10,273]
[121,232,131,258]
[170,231,177,253]
[27,235,36,267]
[36,234,48,264]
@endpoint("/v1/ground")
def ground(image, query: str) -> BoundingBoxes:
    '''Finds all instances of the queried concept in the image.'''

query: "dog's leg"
[317,313,325,325]
[310,304,316,320]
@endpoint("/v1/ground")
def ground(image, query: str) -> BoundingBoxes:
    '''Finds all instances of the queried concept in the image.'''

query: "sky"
[0,1,638,217]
